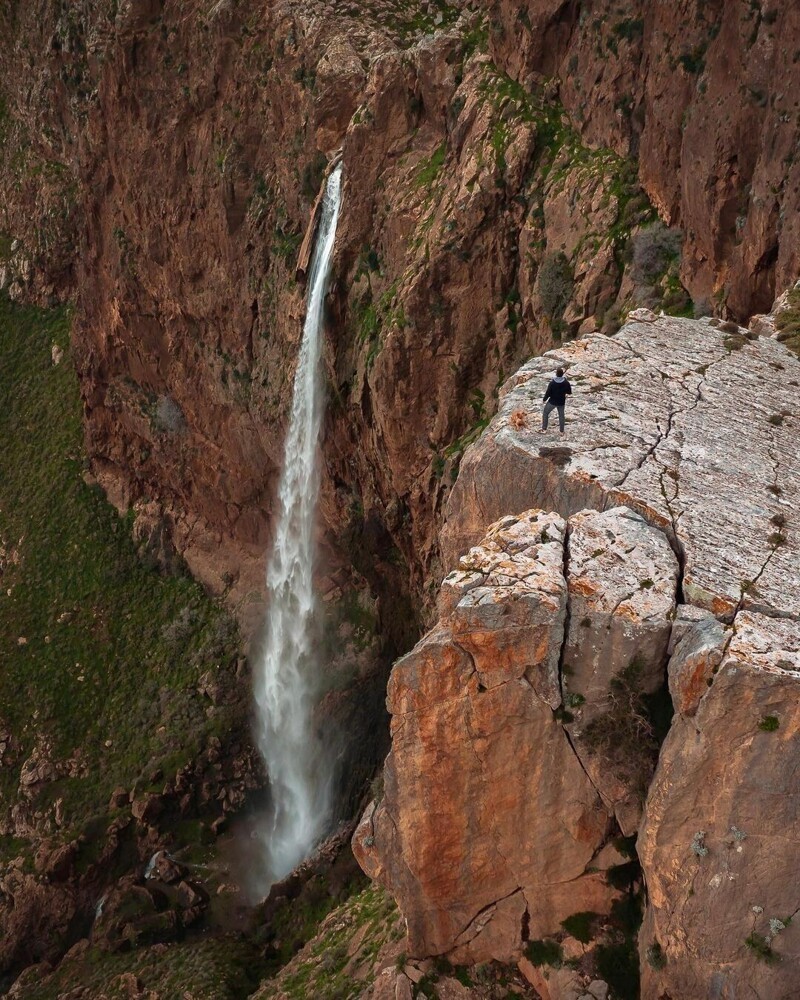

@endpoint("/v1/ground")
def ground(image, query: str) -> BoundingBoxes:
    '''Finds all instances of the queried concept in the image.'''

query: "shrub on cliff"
[538,251,574,337]
[632,223,682,283]
[776,285,800,356]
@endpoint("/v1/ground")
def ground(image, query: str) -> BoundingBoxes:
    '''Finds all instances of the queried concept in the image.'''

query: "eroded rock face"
[443,314,800,622]
[639,611,800,997]
[434,314,800,992]
[562,507,678,836]
[354,506,679,962]
[481,0,800,318]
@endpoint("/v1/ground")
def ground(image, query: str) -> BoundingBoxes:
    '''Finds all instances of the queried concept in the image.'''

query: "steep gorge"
[2,0,800,996]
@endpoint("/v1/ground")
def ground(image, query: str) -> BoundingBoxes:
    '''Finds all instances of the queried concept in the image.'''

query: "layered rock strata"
[354,505,678,962]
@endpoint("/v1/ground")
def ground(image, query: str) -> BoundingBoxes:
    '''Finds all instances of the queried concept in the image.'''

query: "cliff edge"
[356,311,800,998]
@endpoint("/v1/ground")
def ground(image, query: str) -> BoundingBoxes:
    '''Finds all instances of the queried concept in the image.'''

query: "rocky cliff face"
[2,0,798,636]
[482,0,800,319]
[357,312,800,996]
[3,0,800,995]
[354,505,677,964]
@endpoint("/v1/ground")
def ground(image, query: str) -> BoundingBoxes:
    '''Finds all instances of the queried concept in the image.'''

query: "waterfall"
[252,163,343,889]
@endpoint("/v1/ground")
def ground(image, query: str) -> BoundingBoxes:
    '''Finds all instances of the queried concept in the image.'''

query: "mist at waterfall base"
[249,164,343,898]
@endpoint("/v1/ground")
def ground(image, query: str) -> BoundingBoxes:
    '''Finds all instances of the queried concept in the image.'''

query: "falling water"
[252,163,343,888]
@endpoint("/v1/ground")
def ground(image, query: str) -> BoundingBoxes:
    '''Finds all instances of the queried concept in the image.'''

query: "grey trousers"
[542,401,565,431]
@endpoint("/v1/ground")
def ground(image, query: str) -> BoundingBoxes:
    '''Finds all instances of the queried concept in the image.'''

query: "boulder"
[667,612,727,717]
[355,510,625,962]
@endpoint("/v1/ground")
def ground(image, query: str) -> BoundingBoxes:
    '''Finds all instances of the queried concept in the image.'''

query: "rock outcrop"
[639,610,800,998]
[2,0,798,639]
[354,505,677,962]
[443,313,799,620]
[562,507,678,836]
[359,313,800,993]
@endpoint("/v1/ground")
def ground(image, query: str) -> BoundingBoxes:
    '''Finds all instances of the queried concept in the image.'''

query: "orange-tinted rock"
[562,507,678,835]
[482,0,800,318]
[667,611,727,717]
[354,511,619,962]
[639,611,800,998]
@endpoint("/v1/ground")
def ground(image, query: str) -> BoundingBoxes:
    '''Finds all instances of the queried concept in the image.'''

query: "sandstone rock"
[108,787,129,810]
[431,313,800,989]
[561,506,678,834]
[518,959,583,1000]
[355,510,619,963]
[639,611,800,998]
[33,841,78,881]
[667,612,727,717]
[485,0,800,317]
[18,740,60,790]
[146,850,184,885]
[0,864,79,974]
[130,794,163,827]
[442,315,800,623]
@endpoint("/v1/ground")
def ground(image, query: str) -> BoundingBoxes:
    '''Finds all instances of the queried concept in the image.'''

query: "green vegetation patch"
[260,882,402,1000]
[12,935,266,1000]
[776,286,800,357]
[0,296,240,839]
[560,910,600,944]
[580,656,672,800]
[415,143,447,189]
[745,932,780,964]
[524,938,563,967]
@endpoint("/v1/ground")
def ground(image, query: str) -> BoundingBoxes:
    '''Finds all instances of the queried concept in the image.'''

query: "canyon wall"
[3,1,800,993]
[2,0,799,630]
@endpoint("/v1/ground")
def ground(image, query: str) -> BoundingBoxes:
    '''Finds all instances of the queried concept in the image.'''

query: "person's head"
[556,367,564,377]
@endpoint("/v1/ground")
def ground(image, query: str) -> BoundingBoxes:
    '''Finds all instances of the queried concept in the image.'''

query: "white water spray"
[252,163,343,887]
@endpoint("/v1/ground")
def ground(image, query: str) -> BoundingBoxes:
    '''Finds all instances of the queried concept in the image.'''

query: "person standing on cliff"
[539,367,572,434]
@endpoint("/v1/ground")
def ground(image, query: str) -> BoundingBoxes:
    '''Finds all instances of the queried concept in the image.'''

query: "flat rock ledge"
[441,314,800,621]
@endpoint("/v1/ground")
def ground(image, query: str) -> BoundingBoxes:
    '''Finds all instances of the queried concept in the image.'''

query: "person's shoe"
[537,428,547,433]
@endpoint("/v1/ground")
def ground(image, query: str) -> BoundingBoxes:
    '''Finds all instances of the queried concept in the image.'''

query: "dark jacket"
[543,377,572,407]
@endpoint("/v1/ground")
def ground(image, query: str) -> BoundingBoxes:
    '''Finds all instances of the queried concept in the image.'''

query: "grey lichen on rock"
[441,313,800,622]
